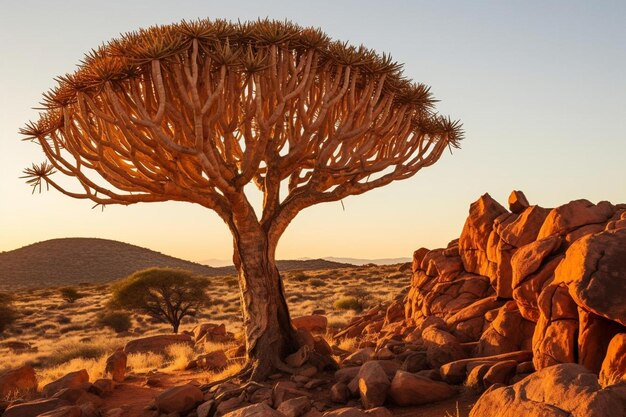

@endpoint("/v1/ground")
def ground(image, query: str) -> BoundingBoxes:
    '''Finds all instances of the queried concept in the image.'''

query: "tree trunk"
[230,219,300,381]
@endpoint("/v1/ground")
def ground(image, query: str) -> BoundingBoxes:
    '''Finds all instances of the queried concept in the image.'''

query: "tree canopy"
[110,268,210,333]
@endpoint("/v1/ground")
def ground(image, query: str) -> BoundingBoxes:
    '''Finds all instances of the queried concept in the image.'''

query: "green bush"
[98,311,132,333]
[334,296,364,312]
[60,287,83,303]
[0,293,18,333]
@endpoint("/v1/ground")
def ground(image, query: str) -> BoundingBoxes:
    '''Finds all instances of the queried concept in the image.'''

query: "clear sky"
[1,1,625,263]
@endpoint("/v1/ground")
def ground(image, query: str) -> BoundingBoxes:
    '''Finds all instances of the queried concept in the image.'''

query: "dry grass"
[0,264,409,380]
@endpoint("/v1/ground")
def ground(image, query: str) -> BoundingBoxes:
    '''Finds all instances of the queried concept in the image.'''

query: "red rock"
[388,371,456,406]
[422,326,466,368]
[554,228,626,326]
[3,398,69,417]
[357,361,390,409]
[439,350,533,384]
[469,363,626,417]
[104,349,126,383]
[292,315,328,333]
[459,193,508,277]
[532,284,579,371]
[286,346,310,368]
[323,408,367,417]
[277,396,311,417]
[42,370,89,397]
[123,334,193,355]
[599,333,626,387]
[482,360,518,388]
[223,403,287,417]
[499,205,551,248]
[0,365,37,399]
[36,406,82,417]
[476,301,534,356]
[196,350,228,371]
[330,382,349,403]
[465,363,491,392]
[508,190,530,214]
[512,255,563,322]
[412,248,430,273]
[577,310,623,374]
[154,384,203,414]
[364,407,392,417]
[537,199,614,239]
[193,323,226,343]
[510,236,561,289]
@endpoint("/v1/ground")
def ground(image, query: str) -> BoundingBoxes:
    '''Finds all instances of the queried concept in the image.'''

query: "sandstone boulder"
[3,398,69,417]
[554,228,626,326]
[292,315,327,333]
[277,396,311,417]
[123,334,193,355]
[600,333,626,387]
[537,199,614,239]
[388,371,456,406]
[223,403,287,417]
[154,384,203,414]
[476,301,534,356]
[193,323,227,343]
[422,326,466,368]
[196,350,228,371]
[0,365,37,399]
[508,190,530,214]
[42,370,89,398]
[469,363,626,417]
[104,349,126,382]
[357,361,390,409]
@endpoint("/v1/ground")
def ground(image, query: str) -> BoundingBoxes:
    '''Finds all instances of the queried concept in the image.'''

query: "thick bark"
[230,218,300,381]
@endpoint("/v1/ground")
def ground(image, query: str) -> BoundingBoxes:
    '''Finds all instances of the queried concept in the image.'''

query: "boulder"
[104,349,127,382]
[532,284,579,370]
[554,228,626,326]
[193,323,226,343]
[459,193,508,278]
[388,371,456,406]
[508,190,530,214]
[223,403,287,417]
[197,400,215,417]
[482,360,518,388]
[465,363,491,392]
[286,346,310,368]
[154,384,203,414]
[330,382,349,403]
[123,334,193,355]
[600,333,626,387]
[42,370,89,397]
[3,398,69,417]
[0,365,37,398]
[469,363,626,417]
[512,255,563,322]
[277,396,311,417]
[357,361,390,409]
[422,326,466,368]
[537,199,613,239]
[476,302,534,356]
[439,350,532,384]
[400,351,428,373]
[292,315,328,333]
[577,309,624,374]
[196,350,228,371]
[323,408,367,417]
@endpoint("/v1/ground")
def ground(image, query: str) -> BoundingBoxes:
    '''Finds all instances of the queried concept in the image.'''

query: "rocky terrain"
[0,191,625,417]
[0,238,352,290]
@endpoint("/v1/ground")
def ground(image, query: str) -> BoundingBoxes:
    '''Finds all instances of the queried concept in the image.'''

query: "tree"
[0,292,18,333]
[21,19,463,380]
[60,287,83,303]
[110,268,209,333]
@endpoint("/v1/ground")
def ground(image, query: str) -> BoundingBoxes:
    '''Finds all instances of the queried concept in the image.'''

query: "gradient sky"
[1,1,625,263]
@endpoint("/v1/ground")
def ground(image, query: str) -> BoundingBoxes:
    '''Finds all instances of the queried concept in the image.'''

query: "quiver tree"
[21,19,463,380]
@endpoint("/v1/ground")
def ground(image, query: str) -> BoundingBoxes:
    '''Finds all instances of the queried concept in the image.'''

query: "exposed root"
[214,381,267,402]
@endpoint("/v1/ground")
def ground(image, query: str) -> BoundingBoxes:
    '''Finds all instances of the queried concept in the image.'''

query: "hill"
[0,238,353,290]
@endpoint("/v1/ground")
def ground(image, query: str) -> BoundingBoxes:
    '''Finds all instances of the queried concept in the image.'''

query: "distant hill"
[201,256,410,268]
[0,238,353,289]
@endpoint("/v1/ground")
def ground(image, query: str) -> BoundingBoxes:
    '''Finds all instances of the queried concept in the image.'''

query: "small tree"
[110,268,209,333]
[0,293,18,333]
[98,311,132,333]
[60,287,83,303]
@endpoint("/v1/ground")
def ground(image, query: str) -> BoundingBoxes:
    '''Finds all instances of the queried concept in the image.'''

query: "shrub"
[98,311,132,333]
[110,268,210,333]
[309,278,327,287]
[292,272,309,282]
[0,293,18,333]
[334,296,364,312]
[60,287,83,303]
